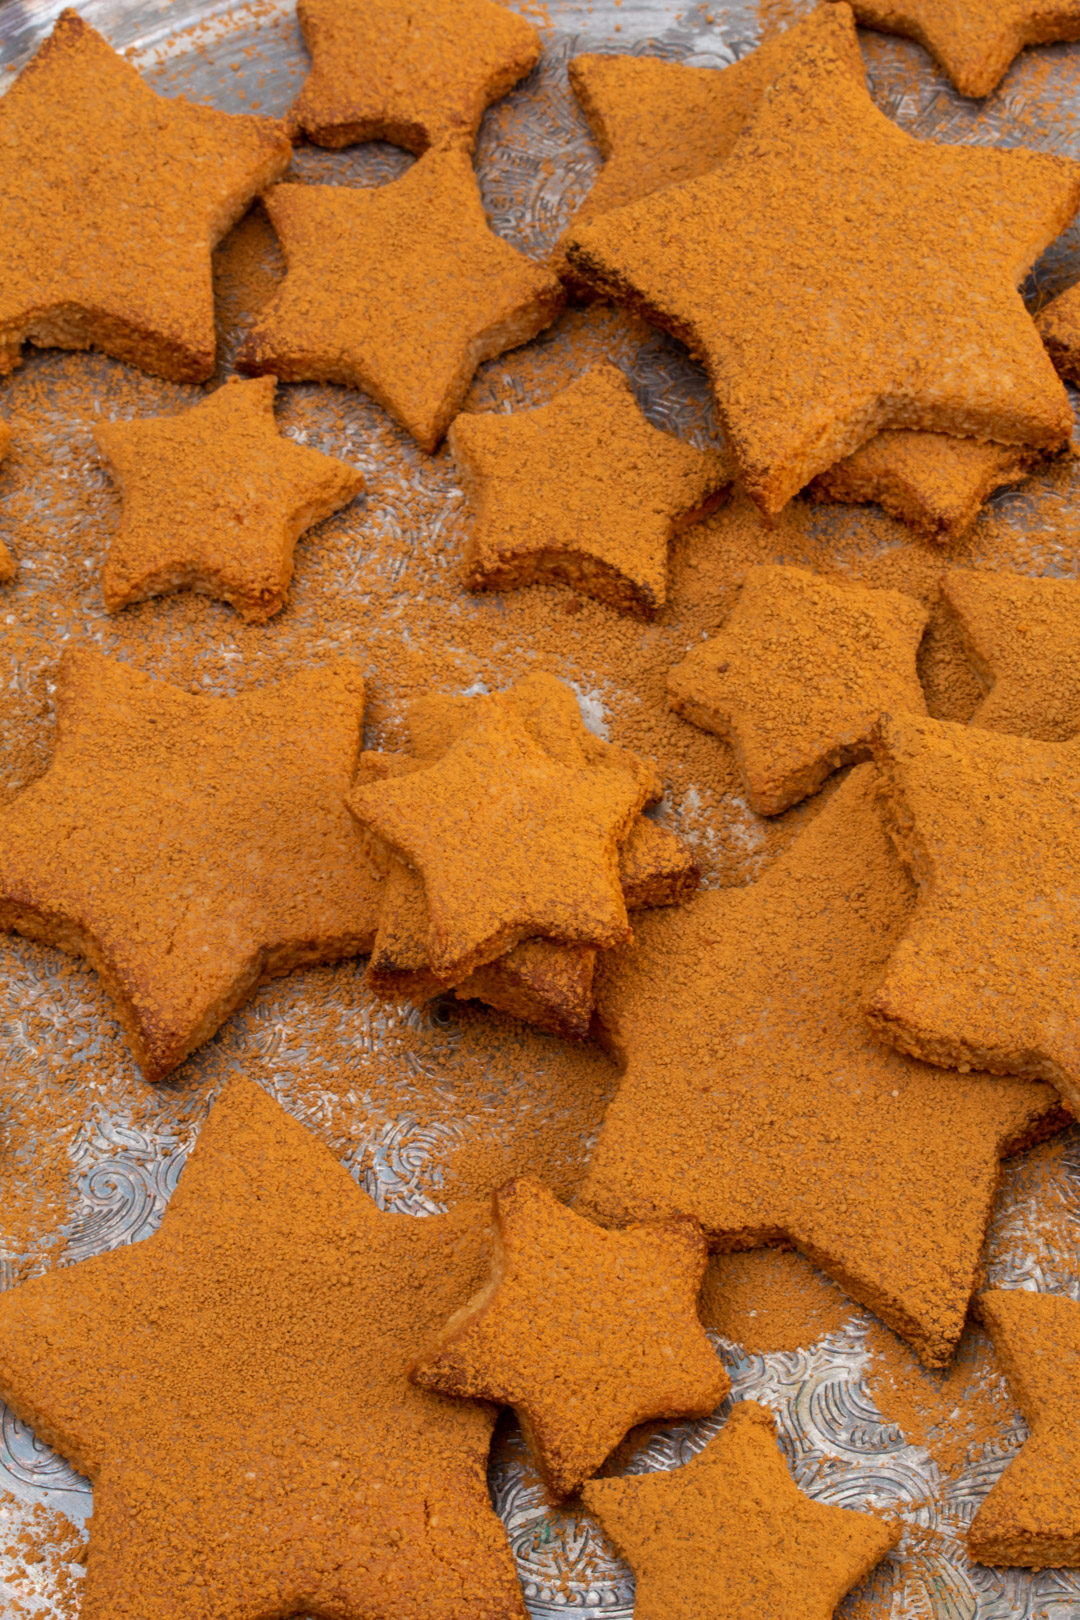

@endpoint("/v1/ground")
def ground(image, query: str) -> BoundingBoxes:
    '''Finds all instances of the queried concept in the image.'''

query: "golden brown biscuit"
[0,1076,527,1620]
[942,567,1080,739]
[564,26,1079,515]
[667,565,928,814]
[237,146,563,453]
[833,0,1080,98]
[411,1176,726,1498]
[867,712,1080,1114]
[0,10,289,382]
[582,1402,900,1620]
[293,0,541,153]
[1037,279,1080,382]
[968,1289,1080,1567]
[0,648,381,1081]
[449,363,733,618]
[577,766,1067,1366]
[94,377,364,622]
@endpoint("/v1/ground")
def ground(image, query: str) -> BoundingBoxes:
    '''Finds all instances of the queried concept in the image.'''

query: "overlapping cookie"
[942,567,1080,739]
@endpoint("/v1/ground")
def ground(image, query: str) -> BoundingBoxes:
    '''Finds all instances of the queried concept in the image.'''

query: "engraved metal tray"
[0,0,1078,1616]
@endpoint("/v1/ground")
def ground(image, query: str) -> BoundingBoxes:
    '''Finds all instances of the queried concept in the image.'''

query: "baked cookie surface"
[943,567,1080,739]
[835,0,1080,98]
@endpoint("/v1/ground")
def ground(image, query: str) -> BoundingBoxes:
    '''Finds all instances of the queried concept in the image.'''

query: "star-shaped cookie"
[564,24,1078,514]
[835,0,1080,98]
[809,431,1048,543]
[348,683,654,980]
[0,1076,527,1620]
[237,146,563,452]
[867,712,1080,1113]
[0,10,290,382]
[0,648,381,1081]
[94,377,364,622]
[943,568,1080,739]
[410,1176,726,1499]
[667,564,928,815]
[293,0,541,153]
[582,1401,900,1620]
[577,766,1066,1366]
[968,1289,1080,1567]
[449,363,732,617]
[1036,280,1080,382]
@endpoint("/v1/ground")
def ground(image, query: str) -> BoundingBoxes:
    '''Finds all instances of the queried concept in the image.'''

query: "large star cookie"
[809,431,1049,543]
[564,25,1078,514]
[0,1076,527,1620]
[943,568,1080,739]
[410,1177,726,1499]
[582,1402,900,1620]
[0,10,290,382]
[577,766,1066,1365]
[968,1289,1080,1567]
[0,648,381,1081]
[835,0,1080,98]
[238,146,563,452]
[1036,280,1080,382]
[94,377,364,622]
[293,0,541,153]
[667,565,928,814]
[867,712,1080,1112]
[449,363,732,617]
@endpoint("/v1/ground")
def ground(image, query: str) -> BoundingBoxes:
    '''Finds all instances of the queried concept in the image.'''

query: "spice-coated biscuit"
[577,766,1067,1366]
[942,567,1080,739]
[667,564,928,815]
[0,1076,528,1620]
[237,145,564,453]
[0,10,290,383]
[583,1402,900,1620]
[832,0,1080,98]
[0,649,381,1081]
[1036,279,1080,382]
[410,1176,727,1499]
[967,1289,1080,1567]
[564,25,1080,515]
[293,0,541,154]
[449,363,733,618]
[94,377,364,623]
[867,712,1080,1114]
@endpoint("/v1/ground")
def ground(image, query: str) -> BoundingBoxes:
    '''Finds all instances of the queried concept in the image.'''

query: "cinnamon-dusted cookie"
[237,147,563,453]
[943,568,1080,739]
[577,767,1066,1366]
[667,565,928,814]
[1037,280,1080,382]
[564,25,1079,515]
[410,1176,726,1499]
[0,1076,527,1620]
[833,0,1080,98]
[294,0,541,153]
[968,1289,1080,1567]
[867,713,1080,1112]
[449,363,732,618]
[809,431,1050,544]
[0,421,13,583]
[0,648,380,1081]
[94,377,364,623]
[0,10,289,383]
[583,1402,899,1620]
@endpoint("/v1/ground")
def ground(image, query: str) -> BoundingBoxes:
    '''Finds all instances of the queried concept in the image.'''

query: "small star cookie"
[0,648,381,1080]
[577,766,1065,1366]
[0,10,290,382]
[1036,279,1080,384]
[867,712,1080,1113]
[294,0,541,153]
[564,25,1078,514]
[410,1176,726,1499]
[0,1076,527,1620]
[94,377,364,622]
[667,564,928,815]
[582,1402,900,1620]
[238,146,563,452]
[449,363,732,617]
[834,0,1080,98]
[968,1289,1080,1568]
[943,567,1080,739]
